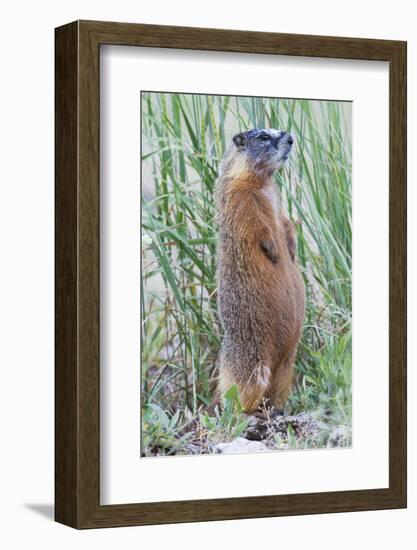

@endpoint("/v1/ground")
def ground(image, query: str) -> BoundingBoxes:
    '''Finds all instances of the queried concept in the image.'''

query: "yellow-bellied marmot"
[215,128,305,413]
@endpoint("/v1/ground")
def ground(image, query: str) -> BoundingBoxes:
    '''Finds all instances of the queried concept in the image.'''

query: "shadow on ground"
[24,504,54,521]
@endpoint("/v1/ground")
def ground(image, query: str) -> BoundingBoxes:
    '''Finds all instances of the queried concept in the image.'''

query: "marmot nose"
[286,134,294,145]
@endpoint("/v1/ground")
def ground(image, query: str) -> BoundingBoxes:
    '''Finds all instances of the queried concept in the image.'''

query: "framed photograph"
[55,20,406,528]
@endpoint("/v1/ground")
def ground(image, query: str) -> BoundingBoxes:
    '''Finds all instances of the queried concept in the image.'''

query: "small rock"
[244,416,270,440]
[327,426,351,448]
[243,411,327,444]
[214,437,268,454]
[184,443,202,454]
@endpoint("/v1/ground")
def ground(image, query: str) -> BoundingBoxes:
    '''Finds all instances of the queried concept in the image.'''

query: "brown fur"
[216,154,305,412]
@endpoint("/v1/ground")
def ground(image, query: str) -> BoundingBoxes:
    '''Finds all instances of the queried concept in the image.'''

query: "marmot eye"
[259,134,270,141]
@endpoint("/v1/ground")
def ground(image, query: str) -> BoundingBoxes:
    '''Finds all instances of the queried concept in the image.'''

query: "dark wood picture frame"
[55,20,407,529]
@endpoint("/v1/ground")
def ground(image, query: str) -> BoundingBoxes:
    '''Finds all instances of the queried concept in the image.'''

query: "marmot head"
[231,128,293,175]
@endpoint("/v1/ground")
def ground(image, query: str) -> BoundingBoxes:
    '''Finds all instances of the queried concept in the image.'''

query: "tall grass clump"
[141,92,352,456]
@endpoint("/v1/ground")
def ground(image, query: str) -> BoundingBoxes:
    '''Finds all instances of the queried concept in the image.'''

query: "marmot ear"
[233,133,246,147]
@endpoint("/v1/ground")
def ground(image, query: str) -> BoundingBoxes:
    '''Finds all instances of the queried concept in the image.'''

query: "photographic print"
[141,91,352,457]
[55,21,406,527]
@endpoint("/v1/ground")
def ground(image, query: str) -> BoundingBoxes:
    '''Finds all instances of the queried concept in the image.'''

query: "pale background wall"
[0,1,415,548]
